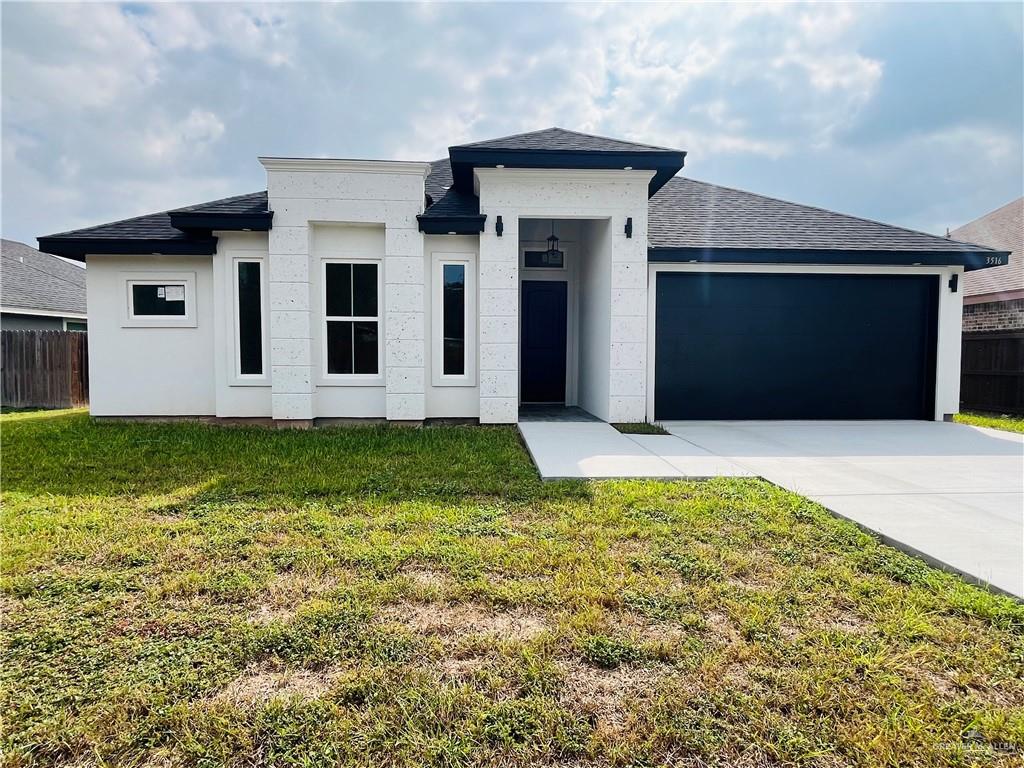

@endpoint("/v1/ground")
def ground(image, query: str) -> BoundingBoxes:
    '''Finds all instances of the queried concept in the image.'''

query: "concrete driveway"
[662,421,1023,598]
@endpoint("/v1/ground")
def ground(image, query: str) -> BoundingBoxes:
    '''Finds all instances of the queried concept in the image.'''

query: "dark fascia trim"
[416,214,487,235]
[37,236,219,261]
[647,247,1010,272]
[168,211,274,231]
[448,147,686,197]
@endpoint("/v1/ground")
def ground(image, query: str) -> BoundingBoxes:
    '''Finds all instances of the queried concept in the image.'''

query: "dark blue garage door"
[654,272,939,420]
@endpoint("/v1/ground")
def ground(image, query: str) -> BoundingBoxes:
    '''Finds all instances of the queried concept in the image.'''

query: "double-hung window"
[324,261,380,377]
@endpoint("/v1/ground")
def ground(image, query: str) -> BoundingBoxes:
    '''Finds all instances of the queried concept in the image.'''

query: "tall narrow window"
[442,263,466,376]
[236,261,263,376]
[325,262,379,375]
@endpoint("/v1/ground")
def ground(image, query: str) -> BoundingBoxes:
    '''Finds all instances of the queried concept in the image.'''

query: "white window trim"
[231,257,268,384]
[120,271,197,328]
[321,257,383,384]
[432,253,476,387]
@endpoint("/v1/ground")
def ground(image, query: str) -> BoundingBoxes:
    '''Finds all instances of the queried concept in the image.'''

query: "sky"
[2,1,1022,246]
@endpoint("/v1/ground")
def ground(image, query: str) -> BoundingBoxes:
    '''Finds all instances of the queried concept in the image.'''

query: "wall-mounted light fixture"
[625,217,633,239]
[949,273,959,293]
[495,216,503,237]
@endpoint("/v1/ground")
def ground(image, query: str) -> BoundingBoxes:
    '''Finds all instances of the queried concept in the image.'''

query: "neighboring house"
[36,128,1008,424]
[1,239,87,331]
[950,197,1024,414]
[951,198,1023,332]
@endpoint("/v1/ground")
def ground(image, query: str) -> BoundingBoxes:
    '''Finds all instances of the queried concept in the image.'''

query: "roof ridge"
[665,177,998,253]
[547,126,676,152]
[952,195,1023,233]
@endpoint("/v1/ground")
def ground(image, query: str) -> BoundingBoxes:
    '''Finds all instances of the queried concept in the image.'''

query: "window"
[64,321,87,332]
[324,261,380,376]
[235,260,264,376]
[442,263,466,376]
[121,273,197,328]
[432,254,475,387]
[131,283,186,316]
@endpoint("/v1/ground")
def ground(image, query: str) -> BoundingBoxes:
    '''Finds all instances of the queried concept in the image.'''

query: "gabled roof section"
[447,127,685,197]
[37,191,269,260]
[418,158,485,234]
[951,197,1023,296]
[455,127,676,153]
[648,178,1010,271]
[1,239,87,316]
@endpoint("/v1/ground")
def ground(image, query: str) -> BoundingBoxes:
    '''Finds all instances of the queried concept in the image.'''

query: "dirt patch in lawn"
[380,601,549,640]
[214,662,338,706]
[400,566,451,590]
[559,661,664,735]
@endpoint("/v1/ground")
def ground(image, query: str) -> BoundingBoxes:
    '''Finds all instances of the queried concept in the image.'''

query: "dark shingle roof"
[425,158,453,204]
[422,159,481,221]
[170,190,270,216]
[1,239,86,315]
[453,127,678,153]
[951,198,1023,297]
[648,177,997,253]
[41,210,192,241]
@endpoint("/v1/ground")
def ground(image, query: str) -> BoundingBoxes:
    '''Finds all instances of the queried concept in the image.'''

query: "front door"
[521,280,568,404]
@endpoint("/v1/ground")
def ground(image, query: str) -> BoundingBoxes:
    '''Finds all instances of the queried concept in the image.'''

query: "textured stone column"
[384,227,426,421]
[268,225,313,423]
[478,216,519,423]
[607,213,648,422]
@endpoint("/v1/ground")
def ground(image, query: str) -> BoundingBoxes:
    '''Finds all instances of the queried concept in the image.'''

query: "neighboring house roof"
[1,239,86,316]
[949,197,1023,298]
[36,128,1009,271]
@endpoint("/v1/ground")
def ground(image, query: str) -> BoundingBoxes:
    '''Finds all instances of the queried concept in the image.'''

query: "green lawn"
[2,410,1022,768]
[954,411,1024,434]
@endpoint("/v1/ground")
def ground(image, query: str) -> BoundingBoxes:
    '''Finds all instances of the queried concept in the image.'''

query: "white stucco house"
[37,128,1008,426]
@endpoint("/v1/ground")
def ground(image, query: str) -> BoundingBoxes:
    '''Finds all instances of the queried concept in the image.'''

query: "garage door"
[654,272,939,420]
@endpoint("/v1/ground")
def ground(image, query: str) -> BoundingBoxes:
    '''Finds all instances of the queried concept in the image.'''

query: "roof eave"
[449,147,686,197]
[36,236,219,261]
[647,247,1011,271]
[417,214,487,235]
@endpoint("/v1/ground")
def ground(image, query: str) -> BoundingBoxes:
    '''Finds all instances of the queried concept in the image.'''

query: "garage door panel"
[654,273,939,420]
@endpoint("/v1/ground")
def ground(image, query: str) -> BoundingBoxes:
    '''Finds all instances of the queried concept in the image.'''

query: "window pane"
[326,320,353,374]
[237,261,263,375]
[132,284,186,316]
[524,250,563,268]
[353,321,378,374]
[352,263,378,317]
[325,263,352,317]
[442,264,465,376]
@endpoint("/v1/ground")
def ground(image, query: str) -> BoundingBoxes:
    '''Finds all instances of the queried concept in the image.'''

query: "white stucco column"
[477,215,520,423]
[384,227,427,421]
[268,224,314,423]
[607,209,649,423]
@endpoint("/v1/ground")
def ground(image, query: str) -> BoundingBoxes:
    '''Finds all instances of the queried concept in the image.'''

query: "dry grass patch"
[213,662,339,706]
[380,600,550,641]
[247,569,350,624]
[558,661,664,736]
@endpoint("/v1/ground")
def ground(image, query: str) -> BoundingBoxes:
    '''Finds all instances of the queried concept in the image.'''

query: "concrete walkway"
[518,419,1023,597]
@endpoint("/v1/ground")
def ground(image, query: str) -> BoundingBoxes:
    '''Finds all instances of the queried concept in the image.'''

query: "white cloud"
[142,109,226,163]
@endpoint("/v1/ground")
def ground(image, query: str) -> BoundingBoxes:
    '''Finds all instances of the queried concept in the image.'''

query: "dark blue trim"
[448,147,685,197]
[37,236,218,261]
[169,211,273,231]
[416,214,486,235]
[647,247,1010,272]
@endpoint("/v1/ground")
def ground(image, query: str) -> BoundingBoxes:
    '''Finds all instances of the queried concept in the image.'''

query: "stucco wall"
[577,220,611,421]
[86,255,215,416]
[963,298,1024,332]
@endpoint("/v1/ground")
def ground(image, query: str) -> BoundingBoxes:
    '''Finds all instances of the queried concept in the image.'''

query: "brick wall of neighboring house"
[962,298,1024,333]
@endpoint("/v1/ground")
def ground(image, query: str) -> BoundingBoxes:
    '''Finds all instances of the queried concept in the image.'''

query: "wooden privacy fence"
[1,330,89,409]
[960,330,1024,415]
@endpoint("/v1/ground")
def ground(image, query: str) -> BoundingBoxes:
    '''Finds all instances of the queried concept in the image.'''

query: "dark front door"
[654,272,939,420]
[521,280,568,404]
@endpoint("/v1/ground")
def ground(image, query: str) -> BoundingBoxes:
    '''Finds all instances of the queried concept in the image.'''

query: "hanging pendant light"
[544,220,564,266]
